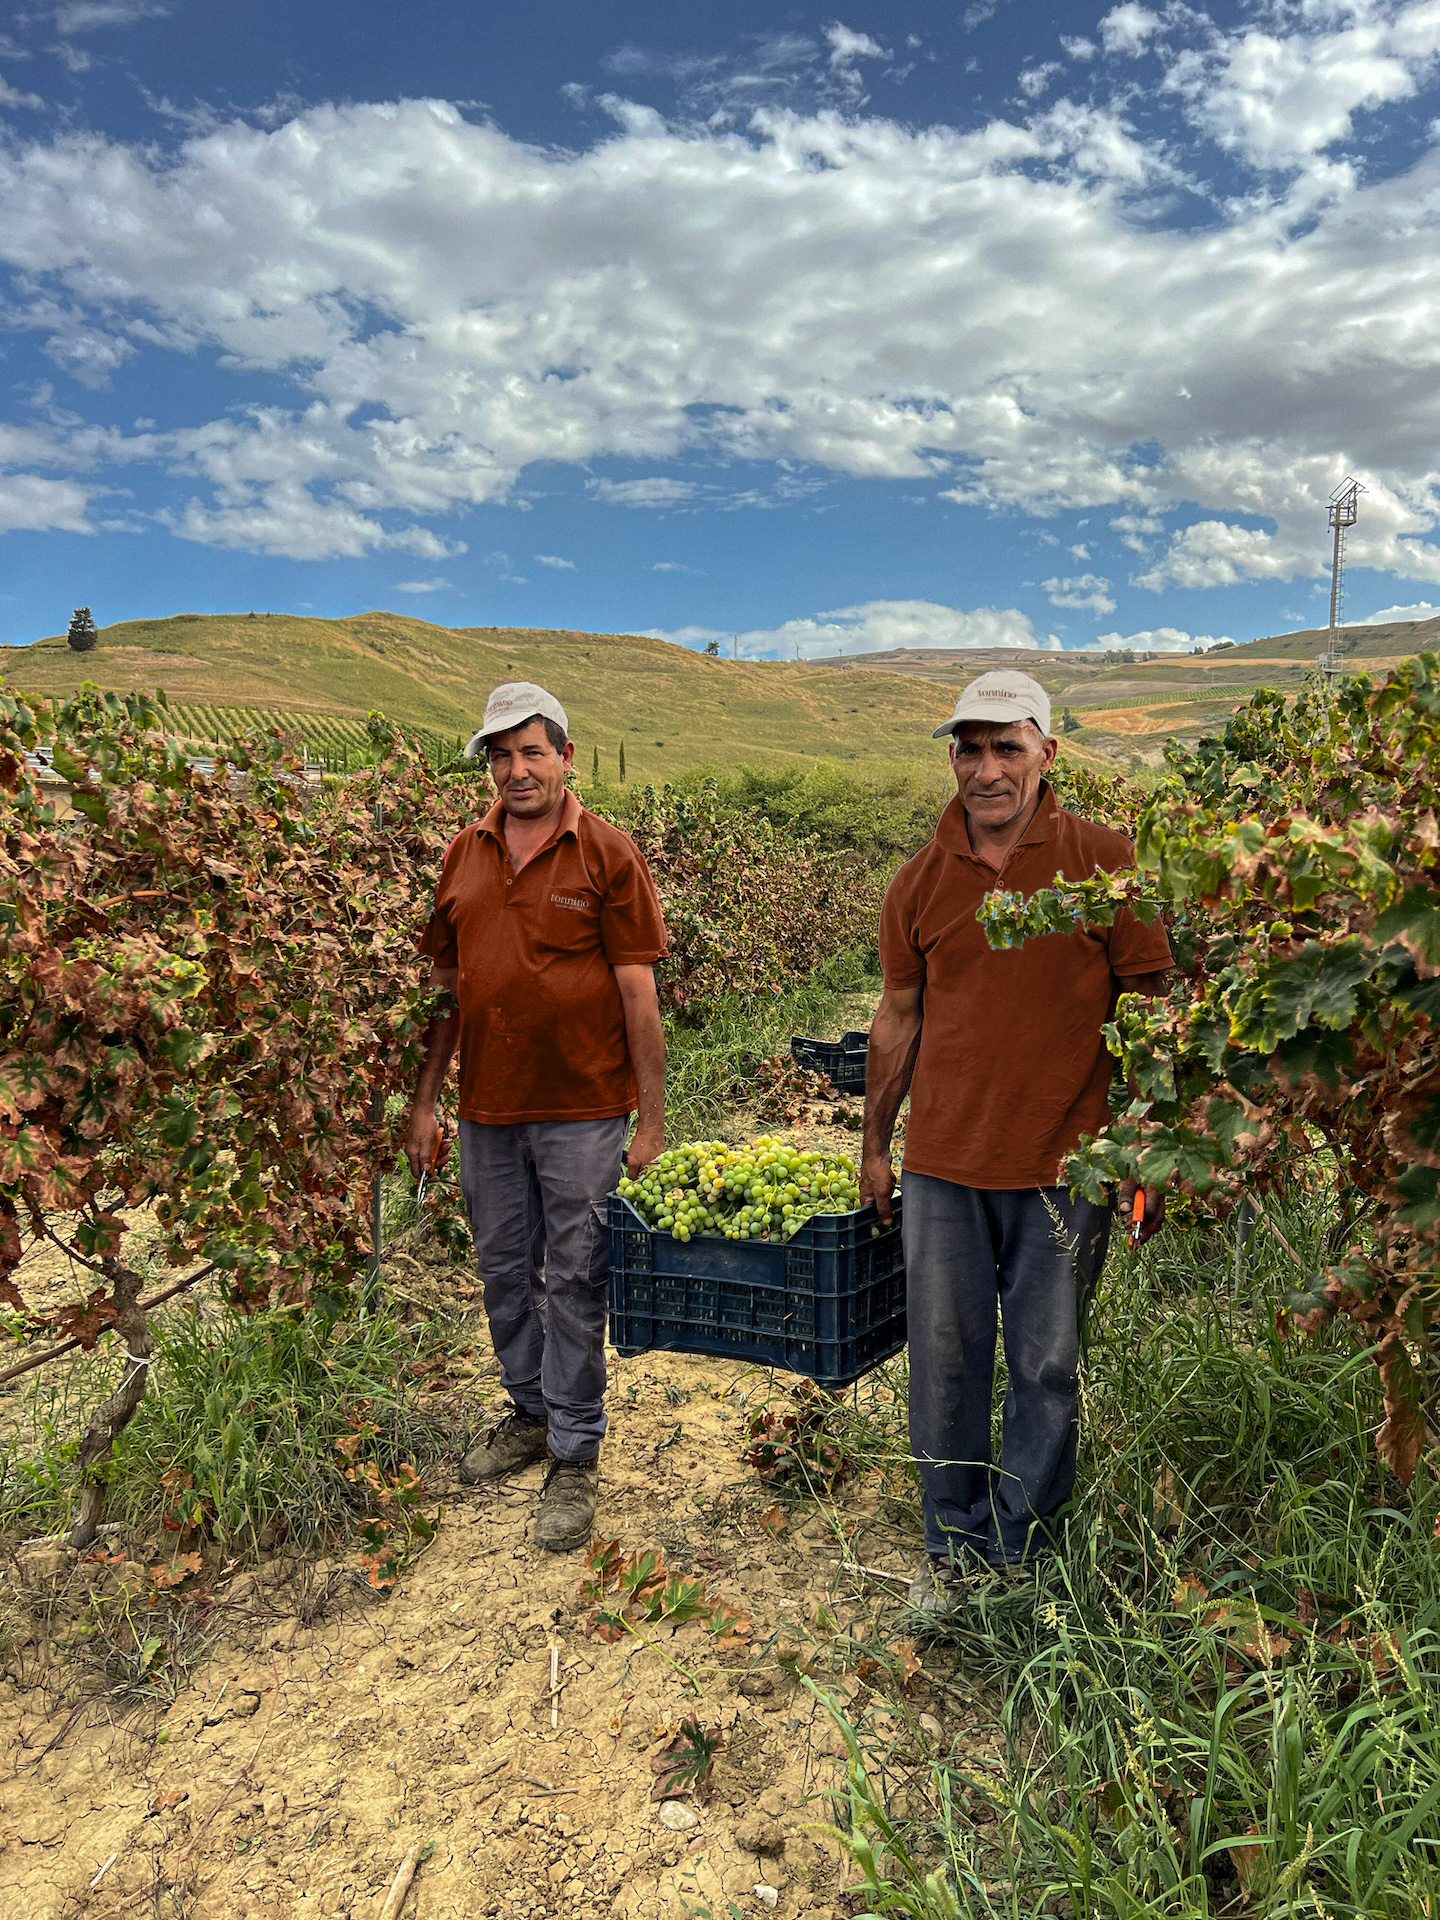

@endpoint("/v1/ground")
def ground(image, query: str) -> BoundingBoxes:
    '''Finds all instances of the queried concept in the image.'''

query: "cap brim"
[931,720,959,739]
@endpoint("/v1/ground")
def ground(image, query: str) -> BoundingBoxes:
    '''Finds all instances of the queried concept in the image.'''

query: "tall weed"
[834,1187,1440,1918]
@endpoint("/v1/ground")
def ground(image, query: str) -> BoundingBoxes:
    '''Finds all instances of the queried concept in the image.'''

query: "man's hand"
[1119,1178,1166,1248]
[857,984,922,1230]
[404,1106,441,1187]
[858,1147,899,1227]
[627,1120,664,1177]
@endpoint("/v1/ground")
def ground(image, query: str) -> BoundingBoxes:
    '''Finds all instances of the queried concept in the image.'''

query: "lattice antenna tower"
[1322,476,1364,678]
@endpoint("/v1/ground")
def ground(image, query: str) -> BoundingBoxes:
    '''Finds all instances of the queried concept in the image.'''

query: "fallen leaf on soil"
[1150,1468,1185,1531]
[1228,1829,1265,1901]
[756,1505,786,1536]
[149,1552,204,1590]
[1173,1575,1209,1609]
[149,1789,189,1813]
[890,1640,924,1690]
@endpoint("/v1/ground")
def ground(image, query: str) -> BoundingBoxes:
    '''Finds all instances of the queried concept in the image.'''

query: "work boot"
[533,1458,599,1553]
[906,1554,973,1624]
[458,1408,549,1484]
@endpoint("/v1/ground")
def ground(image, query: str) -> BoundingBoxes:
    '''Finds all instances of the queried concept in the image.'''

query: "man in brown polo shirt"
[858,670,1171,1612]
[405,680,668,1552]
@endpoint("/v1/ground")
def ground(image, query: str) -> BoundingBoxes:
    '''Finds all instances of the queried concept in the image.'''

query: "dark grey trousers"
[458,1116,628,1463]
[902,1170,1112,1566]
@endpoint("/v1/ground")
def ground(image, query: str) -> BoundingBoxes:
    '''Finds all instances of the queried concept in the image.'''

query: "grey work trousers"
[902,1170,1112,1566]
[458,1116,627,1463]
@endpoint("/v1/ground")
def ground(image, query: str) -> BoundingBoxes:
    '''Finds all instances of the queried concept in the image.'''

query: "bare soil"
[1,1329,994,1920]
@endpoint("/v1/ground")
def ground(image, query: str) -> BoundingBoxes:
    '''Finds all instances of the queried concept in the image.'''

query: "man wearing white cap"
[857,670,1172,1612]
[405,682,668,1552]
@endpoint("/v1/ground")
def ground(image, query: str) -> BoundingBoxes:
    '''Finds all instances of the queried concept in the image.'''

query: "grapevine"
[616,1137,863,1242]
[979,656,1440,1481]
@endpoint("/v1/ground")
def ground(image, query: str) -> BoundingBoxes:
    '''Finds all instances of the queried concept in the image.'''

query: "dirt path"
[1,1333,994,1920]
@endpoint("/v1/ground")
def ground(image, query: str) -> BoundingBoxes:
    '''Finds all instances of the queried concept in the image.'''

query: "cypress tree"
[592,745,600,781]
[619,740,626,783]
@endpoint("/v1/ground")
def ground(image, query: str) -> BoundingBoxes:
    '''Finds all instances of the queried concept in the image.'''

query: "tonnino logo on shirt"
[551,892,593,912]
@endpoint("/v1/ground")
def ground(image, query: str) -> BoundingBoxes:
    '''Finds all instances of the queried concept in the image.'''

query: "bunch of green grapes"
[617,1135,863,1242]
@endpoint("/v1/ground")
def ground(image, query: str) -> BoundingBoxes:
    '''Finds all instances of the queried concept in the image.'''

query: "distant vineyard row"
[1072,683,1289,714]
[164,702,463,768]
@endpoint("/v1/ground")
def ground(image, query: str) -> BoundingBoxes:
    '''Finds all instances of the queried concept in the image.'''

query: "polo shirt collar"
[476,788,583,849]
[936,781,1059,863]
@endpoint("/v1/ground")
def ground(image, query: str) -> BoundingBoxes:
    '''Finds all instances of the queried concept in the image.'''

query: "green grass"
[0,1302,467,1553]
[804,1184,1440,1919]
[663,944,881,1139]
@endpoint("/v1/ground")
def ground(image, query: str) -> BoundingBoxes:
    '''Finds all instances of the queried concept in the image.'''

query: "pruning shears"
[1128,1187,1147,1248]
[416,1127,450,1205]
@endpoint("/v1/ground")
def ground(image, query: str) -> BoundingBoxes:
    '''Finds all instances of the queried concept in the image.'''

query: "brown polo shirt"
[418,791,668,1125]
[879,784,1172,1190]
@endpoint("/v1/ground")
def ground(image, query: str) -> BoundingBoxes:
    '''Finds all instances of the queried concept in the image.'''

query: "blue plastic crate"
[790,1029,869,1095]
[607,1192,906,1389]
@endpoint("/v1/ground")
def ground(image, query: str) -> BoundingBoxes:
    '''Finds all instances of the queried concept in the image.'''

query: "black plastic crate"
[607,1192,906,1389]
[790,1029,869,1095]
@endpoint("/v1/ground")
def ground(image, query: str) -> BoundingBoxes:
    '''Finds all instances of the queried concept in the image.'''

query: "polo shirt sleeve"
[878,862,925,990]
[600,840,670,965]
[417,896,457,969]
[417,837,461,968]
[1108,903,1173,975]
[1098,832,1173,976]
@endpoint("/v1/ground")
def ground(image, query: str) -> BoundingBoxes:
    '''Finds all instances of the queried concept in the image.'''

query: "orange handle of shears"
[416,1128,449,1205]
[1129,1188,1146,1247]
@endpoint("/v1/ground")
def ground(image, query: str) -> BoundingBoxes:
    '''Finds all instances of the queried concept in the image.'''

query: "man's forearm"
[623,1000,666,1136]
[412,1007,461,1111]
[862,1001,923,1160]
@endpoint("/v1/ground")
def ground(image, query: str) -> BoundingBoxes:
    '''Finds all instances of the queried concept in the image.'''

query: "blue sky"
[3,1,1440,657]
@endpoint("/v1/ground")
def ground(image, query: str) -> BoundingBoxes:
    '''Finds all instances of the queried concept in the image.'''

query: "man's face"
[949,719,1057,833]
[486,718,574,819]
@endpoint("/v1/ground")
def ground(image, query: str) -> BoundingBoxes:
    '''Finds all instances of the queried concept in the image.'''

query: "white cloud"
[54,2,168,32]
[1062,36,1097,61]
[1168,0,1440,170]
[0,471,93,533]
[590,478,699,509]
[1111,511,1164,552]
[656,598,1060,660]
[1092,626,1235,653]
[162,484,463,564]
[1043,571,1116,615]
[534,552,576,570]
[394,576,451,593]
[1019,62,1062,99]
[651,560,698,572]
[1361,600,1440,623]
[1099,5,1161,57]
[825,23,888,68]
[0,74,45,109]
[1,66,1440,571]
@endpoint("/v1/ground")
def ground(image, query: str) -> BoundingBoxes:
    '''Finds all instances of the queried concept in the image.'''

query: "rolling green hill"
[2,611,980,780]
[5,606,1434,775]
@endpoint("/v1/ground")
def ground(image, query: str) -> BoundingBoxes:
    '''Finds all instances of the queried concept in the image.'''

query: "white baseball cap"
[464,680,570,758]
[931,670,1052,741]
